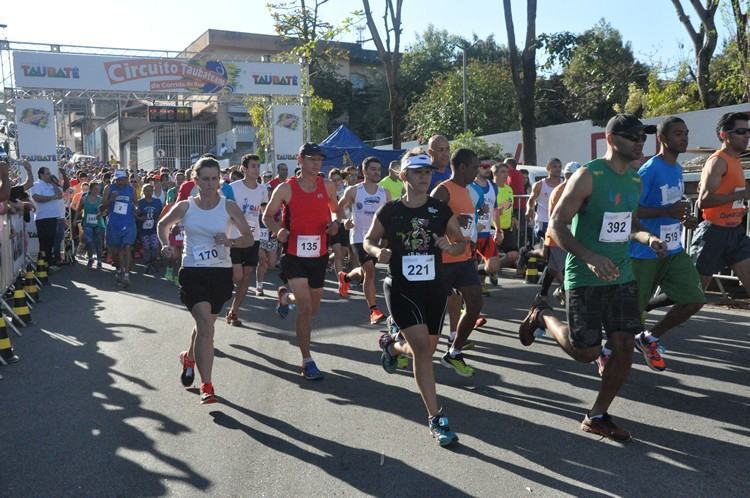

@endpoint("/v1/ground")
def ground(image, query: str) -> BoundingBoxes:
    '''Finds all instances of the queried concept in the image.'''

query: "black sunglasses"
[615,132,648,143]
[728,128,750,135]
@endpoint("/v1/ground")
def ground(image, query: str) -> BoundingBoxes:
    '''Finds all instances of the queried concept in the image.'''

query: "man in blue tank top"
[102,170,137,287]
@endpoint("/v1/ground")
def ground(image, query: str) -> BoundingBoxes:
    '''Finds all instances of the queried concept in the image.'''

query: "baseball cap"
[298,142,326,158]
[262,169,273,177]
[563,161,581,175]
[114,170,127,179]
[402,154,434,169]
[606,113,657,135]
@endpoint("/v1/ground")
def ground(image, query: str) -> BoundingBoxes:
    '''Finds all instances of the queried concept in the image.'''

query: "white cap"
[563,161,581,175]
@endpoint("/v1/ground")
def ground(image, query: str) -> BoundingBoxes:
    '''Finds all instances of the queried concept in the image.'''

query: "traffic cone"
[0,315,19,364]
[24,264,39,302]
[37,252,49,285]
[525,256,539,284]
[11,276,31,326]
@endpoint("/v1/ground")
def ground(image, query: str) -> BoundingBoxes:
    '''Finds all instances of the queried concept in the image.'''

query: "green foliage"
[562,20,648,125]
[621,65,701,117]
[711,40,748,106]
[405,60,518,141]
[449,131,502,158]
[399,25,462,105]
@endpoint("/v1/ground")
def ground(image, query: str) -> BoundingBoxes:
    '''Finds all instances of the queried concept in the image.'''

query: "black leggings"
[36,217,58,265]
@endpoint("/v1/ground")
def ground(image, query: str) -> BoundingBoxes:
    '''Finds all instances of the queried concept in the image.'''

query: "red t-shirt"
[177,180,196,201]
[507,167,527,210]
[269,177,286,191]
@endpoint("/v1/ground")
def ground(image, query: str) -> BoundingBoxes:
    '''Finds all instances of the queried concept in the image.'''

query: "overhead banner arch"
[13,51,301,96]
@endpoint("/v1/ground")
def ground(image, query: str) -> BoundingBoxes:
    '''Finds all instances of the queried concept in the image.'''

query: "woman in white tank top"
[157,157,254,404]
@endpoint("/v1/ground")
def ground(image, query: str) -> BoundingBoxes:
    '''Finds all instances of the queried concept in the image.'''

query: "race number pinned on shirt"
[142,219,154,230]
[659,223,682,251]
[732,188,746,209]
[459,213,475,239]
[477,212,491,233]
[175,232,184,242]
[193,244,222,266]
[259,227,269,242]
[113,201,128,215]
[599,212,631,243]
[402,254,435,282]
[296,235,321,258]
[86,214,98,225]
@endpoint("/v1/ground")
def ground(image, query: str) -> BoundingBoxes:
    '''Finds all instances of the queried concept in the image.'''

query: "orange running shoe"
[200,382,217,404]
[338,271,350,298]
[370,308,385,325]
[635,333,666,371]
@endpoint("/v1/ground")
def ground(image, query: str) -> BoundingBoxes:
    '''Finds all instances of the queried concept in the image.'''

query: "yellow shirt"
[378,176,404,200]
[496,184,514,230]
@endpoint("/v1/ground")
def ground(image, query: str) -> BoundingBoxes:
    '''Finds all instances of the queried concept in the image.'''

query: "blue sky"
[1,0,735,69]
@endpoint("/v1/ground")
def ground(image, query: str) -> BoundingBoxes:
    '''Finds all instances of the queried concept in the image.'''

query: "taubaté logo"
[252,74,299,86]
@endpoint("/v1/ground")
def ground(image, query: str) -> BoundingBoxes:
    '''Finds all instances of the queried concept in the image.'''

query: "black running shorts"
[383,276,447,335]
[280,254,328,289]
[353,243,377,266]
[566,281,642,348]
[230,242,260,267]
[178,267,234,315]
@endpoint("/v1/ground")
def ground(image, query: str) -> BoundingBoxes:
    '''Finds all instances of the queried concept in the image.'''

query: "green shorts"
[632,251,707,312]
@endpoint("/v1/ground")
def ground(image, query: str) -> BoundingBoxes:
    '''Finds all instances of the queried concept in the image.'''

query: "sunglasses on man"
[614,132,648,143]
[728,128,750,135]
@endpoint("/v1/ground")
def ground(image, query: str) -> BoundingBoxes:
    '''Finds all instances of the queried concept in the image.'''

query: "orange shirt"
[439,180,474,263]
[702,150,747,227]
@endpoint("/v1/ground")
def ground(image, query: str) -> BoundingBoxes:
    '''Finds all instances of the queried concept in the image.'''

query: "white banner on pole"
[272,105,304,171]
[15,98,58,177]
[13,51,301,96]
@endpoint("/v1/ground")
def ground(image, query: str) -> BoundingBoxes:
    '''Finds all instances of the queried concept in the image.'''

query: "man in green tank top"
[518,114,668,442]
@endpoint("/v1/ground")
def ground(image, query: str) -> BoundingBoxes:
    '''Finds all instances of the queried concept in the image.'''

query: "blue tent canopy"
[318,125,404,176]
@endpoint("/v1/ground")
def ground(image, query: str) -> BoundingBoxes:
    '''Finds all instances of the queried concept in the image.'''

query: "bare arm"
[157,201,188,246]
[697,156,746,209]
[262,183,291,242]
[364,217,389,262]
[21,161,34,191]
[443,214,467,256]
[525,180,542,220]
[325,179,340,222]
[223,201,254,248]
[430,184,450,204]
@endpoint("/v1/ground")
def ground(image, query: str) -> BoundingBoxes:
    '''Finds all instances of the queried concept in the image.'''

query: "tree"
[449,131,503,158]
[503,0,538,165]
[562,21,648,126]
[399,25,462,106]
[671,0,720,108]
[622,65,702,117]
[730,0,750,101]
[710,40,748,106]
[405,60,517,141]
[362,0,405,148]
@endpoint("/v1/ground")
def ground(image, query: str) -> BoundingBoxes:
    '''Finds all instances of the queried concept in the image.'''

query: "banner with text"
[15,98,58,177]
[272,105,304,171]
[13,51,301,96]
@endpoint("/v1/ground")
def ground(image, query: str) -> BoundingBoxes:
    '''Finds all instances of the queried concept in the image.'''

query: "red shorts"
[475,236,498,262]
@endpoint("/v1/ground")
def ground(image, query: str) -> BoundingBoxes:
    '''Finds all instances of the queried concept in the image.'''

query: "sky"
[0,0,736,69]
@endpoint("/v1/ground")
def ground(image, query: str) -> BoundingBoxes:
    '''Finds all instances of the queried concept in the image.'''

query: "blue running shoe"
[429,413,459,447]
[301,360,323,380]
[379,333,398,374]
[277,287,290,319]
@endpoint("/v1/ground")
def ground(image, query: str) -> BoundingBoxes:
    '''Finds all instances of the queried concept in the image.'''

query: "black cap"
[298,142,326,158]
[606,113,657,135]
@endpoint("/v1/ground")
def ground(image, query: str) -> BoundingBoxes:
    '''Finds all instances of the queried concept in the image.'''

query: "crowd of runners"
[17,110,750,447]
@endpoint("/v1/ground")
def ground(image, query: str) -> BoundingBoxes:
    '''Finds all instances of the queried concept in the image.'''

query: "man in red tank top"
[431,148,484,377]
[263,143,341,380]
[691,111,750,295]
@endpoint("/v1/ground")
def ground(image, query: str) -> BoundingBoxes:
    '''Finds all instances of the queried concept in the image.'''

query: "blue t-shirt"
[629,155,685,259]
[107,183,135,227]
[429,167,452,192]
[221,182,236,202]
[137,197,163,234]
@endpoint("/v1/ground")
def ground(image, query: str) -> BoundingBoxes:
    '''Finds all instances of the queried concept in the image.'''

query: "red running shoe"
[179,351,195,387]
[338,271,350,298]
[200,382,217,404]
[369,308,385,325]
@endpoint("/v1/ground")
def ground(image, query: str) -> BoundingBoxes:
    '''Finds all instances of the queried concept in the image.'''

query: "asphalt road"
[2,262,748,497]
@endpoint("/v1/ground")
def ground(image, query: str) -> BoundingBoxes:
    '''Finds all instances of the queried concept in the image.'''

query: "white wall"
[137,129,155,170]
[377,103,750,165]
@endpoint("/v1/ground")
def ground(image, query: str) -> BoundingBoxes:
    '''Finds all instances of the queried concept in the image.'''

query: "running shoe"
[581,413,631,442]
[553,286,566,307]
[474,316,487,329]
[369,308,385,325]
[179,351,195,387]
[301,360,323,380]
[518,296,550,346]
[256,287,265,297]
[226,311,242,327]
[200,382,218,404]
[379,333,398,374]
[277,287,290,319]
[386,315,400,339]
[429,414,459,447]
[337,271,350,298]
[96,260,102,270]
[595,350,610,377]
[164,267,173,281]
[635,333,666,371]
[440,351,476,377]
